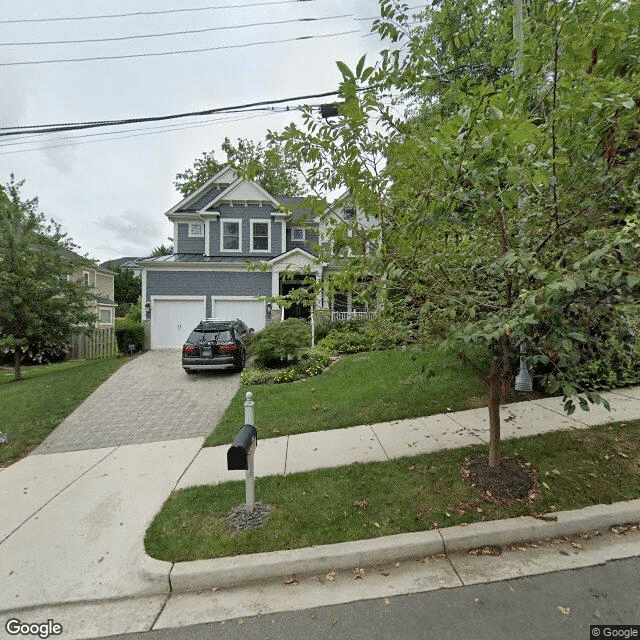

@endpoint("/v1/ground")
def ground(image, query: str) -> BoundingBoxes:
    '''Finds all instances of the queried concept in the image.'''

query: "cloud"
[94,208,171,257]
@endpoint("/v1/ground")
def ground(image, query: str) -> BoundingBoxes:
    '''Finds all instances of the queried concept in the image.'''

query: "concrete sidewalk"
[176,386,640,488]
[1,386,639,616]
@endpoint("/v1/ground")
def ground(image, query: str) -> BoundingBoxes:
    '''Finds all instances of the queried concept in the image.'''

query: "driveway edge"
[159,498,640,593]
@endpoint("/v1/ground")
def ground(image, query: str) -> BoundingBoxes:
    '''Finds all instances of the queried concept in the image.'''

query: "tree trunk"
[13,349,22,381]
[488,359,501,468]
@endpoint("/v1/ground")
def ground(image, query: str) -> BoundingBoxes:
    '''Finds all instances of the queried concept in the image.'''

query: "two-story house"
[140,166,371,348]
[69,260,117,328]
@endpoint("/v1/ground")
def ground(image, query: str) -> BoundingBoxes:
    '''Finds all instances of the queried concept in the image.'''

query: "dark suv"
[182,319,253,374]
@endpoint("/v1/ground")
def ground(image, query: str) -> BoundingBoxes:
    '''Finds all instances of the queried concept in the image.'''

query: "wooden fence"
[68,327,119,360]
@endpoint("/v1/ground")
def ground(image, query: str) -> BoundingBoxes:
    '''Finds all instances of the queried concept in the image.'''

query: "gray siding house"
[141,166,348,348]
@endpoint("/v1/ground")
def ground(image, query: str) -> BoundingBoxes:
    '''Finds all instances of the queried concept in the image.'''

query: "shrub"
[249,318,311,368]
[314,317,369,342]
[114,319,146,353]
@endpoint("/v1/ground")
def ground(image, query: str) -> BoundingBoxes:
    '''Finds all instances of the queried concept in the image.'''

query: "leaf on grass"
[373,522,381,528]
[355,499,368,509]
[557,606,571,616]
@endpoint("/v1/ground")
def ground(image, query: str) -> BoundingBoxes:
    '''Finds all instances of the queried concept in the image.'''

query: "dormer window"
[189,222,204,237]
[291,227,305,241]
[221,219,242,252]
[250,220,271,252]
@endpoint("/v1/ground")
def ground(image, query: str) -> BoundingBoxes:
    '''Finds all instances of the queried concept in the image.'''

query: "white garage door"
[212,297,266,332]
[151,298,206,348]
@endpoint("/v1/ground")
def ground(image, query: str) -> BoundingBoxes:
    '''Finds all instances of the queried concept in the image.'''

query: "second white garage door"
[212,297,266,332]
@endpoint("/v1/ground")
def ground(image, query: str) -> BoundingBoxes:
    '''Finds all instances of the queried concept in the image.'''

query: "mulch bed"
[461,454,541,506]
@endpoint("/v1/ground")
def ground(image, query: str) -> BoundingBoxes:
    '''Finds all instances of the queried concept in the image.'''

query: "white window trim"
[291,226,305,241]
[82,270,92,285]
[98,308,113,325]
[250,219,271,253]
[188,222,205,237]
[220,218,243,253]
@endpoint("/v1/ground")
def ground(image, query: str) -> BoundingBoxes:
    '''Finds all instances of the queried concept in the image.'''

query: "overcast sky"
[0,0,396,264]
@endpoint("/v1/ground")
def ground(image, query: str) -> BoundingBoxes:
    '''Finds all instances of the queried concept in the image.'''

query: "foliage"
[240,346,332,385]
[0,176,97,380]
[272,0,640,466]
[174,137,303,197]
[114,318,146,353]
[150,244,173,257]
[113,266,141,305]
[249,318,311,368]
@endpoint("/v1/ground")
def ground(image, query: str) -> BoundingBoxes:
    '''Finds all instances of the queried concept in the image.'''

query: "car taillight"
[219,344,237,352]
[182,345,196,354]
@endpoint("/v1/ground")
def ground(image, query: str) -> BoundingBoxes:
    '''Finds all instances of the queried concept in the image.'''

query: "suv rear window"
[188,329,232,343]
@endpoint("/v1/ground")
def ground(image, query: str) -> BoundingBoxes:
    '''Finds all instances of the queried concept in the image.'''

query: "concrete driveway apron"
[1,350,241,611]
[34,349,241,454]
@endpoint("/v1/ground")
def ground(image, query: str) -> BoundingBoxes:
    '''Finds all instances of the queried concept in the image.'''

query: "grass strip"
[146,420,640,562]
[205,347,487,446]
[0,356,131,466]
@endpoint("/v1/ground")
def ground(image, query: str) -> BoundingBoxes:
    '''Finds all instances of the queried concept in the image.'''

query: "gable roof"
[165,166,237,217]
[200,176,281,211]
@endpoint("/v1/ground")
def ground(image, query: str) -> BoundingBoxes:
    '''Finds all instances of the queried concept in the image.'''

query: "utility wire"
[0,87,366,137]
[0,29,362,67]
[0,14,353,47]
[0,0,320,24]
[0,112,279,156]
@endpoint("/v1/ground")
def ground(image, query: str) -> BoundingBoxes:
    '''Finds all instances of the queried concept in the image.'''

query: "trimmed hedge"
[114,318,145,353]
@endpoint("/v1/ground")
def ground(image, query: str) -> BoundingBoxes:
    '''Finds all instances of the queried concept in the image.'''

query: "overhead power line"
[0,0,320,24]
[0,14,353,47]
[0,88,365,137]
[0,29,362,67]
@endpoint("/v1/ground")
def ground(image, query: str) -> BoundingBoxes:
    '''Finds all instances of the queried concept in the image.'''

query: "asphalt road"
[103,556,640,640]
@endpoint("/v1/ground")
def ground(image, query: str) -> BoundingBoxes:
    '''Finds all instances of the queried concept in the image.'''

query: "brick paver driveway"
[34,350,241,454]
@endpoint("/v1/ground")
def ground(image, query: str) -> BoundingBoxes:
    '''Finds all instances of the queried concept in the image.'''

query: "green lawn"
[146,420,640,562]
[0,356,131,466]
[206,346,488,446]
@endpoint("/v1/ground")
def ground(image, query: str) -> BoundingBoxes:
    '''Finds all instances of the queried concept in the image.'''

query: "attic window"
[291,227,305,241]
[189,222,204,237]
[82,271,92,286]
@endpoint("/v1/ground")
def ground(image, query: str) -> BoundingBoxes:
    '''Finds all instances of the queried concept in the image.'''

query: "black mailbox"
[227,424,257,470]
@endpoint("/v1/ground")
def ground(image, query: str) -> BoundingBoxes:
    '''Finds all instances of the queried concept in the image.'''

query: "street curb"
[163,498,640,594]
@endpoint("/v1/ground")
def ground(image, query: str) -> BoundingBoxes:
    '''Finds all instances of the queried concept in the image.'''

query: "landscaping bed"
[0,356,131,466]
[146,420,640,562]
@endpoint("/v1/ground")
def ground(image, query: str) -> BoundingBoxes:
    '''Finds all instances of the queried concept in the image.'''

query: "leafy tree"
[113,266,141,305]
[174,137,303,197]
[274,0,640,468]
[0,176,97,380]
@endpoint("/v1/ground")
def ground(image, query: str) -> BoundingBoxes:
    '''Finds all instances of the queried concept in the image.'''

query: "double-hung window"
[251,220,270,252]
[221,220,241,251]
